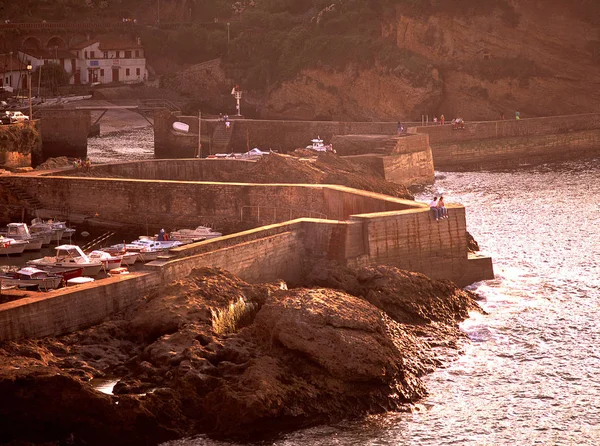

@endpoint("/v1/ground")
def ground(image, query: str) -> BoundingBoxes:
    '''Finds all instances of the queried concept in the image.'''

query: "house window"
[126,68,130,76]
[84,51,88,59]
[100,69,104,76]
[136,68,140,76]
[115,51,120,58]
[90,51,95,59]
[135,50,139,58]
[103,51,108,58]
[125,50,131,58]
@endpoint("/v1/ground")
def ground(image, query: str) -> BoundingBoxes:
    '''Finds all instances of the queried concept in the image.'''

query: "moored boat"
[169,226,223,243]
[0,267,63,291]
[0,236,28,255]
[35,265,84,281]
[0,223,45,250]
[88,250,122,270]
[27,244,103,277]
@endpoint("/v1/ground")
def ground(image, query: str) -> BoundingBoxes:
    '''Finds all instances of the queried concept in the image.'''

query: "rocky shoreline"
[0,264,483,445]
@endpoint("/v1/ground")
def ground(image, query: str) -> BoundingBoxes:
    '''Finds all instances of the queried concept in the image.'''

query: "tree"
[33,63,70,94]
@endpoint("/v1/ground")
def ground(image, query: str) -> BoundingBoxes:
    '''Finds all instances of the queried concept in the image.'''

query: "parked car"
[0,113,11,125]
[9,111,29,123]
[0,100,8,109]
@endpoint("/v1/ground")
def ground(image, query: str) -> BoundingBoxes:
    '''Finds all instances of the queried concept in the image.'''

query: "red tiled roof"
[0,54,27,72]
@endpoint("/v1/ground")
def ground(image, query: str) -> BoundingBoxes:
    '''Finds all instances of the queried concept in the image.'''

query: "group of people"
[433,114,445,125]
[73,158,91,170]
[219,113,231,130]
[429,196,448,221]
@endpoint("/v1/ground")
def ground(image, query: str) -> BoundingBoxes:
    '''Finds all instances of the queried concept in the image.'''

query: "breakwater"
[414,113,600,170]
[0,161,492,341]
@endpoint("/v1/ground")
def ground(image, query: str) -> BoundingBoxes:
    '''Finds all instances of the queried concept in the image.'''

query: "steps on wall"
[211,121,234,153]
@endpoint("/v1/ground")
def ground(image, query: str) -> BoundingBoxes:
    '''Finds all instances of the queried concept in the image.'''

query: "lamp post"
[26,61,32,122]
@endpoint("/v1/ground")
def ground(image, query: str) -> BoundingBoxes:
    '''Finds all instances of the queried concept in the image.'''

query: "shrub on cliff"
[0,124,41,158]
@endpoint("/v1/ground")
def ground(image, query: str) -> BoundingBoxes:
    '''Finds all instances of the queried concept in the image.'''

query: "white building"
[0,53,28,90]
[71,37,147,85]
[17,48,78,86]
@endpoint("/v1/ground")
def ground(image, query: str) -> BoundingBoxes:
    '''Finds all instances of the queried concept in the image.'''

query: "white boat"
[0,267,63,291]
[88,250,122,271]
[0,236,28,255]
[169,226,223,243]
[105,243,160,262]
[1,223,44,250]
[306,136,335,153]
[135,236,183,250]
[240,148,272,159]
[27,245,104,277]
[172,121,189,133]
[49,221,76,240]
[31,218,63,242]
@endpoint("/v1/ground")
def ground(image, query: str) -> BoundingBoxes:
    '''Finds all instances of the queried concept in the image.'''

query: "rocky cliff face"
[169,1,598,121]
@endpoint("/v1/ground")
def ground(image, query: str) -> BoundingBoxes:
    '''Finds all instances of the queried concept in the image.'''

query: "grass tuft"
[211,298,258,335]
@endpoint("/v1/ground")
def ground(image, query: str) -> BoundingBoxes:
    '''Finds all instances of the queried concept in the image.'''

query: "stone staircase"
[211,121,234,153]
[0,177,44,215]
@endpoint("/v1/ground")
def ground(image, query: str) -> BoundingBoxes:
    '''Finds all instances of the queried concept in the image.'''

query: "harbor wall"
[0,273,159,341]
[0,200,493,342]
[39,109,90,161]
[154,109,398,157]
[4,176,414,230]
[413,113,600,170]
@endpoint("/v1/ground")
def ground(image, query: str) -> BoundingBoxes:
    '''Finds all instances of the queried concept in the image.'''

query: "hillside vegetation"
[3,0,599,120]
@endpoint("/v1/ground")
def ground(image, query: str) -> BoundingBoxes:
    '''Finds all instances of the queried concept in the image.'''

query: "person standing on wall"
[515,110,521,120]
[440,114,445,125]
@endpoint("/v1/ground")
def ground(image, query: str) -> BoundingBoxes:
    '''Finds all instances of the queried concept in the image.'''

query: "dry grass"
[211,298,257,335]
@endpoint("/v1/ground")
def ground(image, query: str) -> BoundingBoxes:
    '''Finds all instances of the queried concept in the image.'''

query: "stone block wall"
[4,176,411,230]
[349,204,470,283]
[414,113,600,145]
[0,273,160,341]
[154,110,398,157]
[155,231,305,285]
[40,109,90,160]
[431,129,600,171]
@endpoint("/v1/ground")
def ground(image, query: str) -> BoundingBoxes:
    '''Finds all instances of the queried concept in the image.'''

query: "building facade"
[70,37,147,85]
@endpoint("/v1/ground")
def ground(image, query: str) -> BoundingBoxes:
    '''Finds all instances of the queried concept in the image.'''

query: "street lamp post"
[27,61,32,122]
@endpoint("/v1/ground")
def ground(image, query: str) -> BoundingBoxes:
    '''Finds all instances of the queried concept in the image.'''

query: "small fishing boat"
[172,121,189,133]
[169,226,223,243]
[28,245,103,277]
[0,223,44,250]
[0,267,63,291]
[0,237,28,255]
[88,250,122,271]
